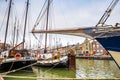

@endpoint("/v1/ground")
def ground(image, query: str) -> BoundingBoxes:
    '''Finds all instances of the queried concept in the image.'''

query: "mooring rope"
[8,62,14,71]
[0,61,38,75]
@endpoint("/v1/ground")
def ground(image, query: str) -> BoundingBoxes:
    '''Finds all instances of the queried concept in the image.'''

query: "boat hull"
[35,56,68,68]
[0,59,37,71]
[96,36,120,69]
[36,60,68,68]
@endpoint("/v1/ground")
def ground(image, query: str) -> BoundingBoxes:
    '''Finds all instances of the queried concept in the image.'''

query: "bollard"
[68,49,76,70]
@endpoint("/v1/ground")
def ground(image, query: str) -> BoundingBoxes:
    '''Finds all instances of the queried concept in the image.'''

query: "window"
[97,44,99,48]
[100,50,103,54]
[93,44,95,48]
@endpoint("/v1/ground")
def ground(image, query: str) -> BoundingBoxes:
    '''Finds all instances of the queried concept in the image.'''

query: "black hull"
[0,60,37,72]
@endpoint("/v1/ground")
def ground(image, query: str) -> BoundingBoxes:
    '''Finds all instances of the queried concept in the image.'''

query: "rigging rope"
[32,0,53,48]
[33,0,53,30]
[0,2,9,33]
[96,0,119,27]
[1,61,38,75]
[0,49,81,79]
[8,62,14,71]
[4,51,67,75]
[33,0,47,30]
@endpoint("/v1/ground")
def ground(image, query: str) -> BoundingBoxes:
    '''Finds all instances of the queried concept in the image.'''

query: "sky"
[0,0,120,49]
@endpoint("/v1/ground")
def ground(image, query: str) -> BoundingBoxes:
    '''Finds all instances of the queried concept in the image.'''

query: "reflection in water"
[3,59,120,80]
[33,66,76,79]
[32,59,120,79]
[76,59,120,78]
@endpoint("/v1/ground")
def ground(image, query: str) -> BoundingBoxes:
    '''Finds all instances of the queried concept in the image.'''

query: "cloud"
[0,0,120,48]
[51,0,120,29]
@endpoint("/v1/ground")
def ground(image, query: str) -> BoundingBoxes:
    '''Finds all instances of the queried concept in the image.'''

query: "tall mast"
[23,0,29,49]
[44,0,50,53]
[12,18,16,47]
[15,21,19,46]
[3,0,12,50]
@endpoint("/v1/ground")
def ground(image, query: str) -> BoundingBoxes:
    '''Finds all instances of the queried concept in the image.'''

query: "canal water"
[3,59,120,80]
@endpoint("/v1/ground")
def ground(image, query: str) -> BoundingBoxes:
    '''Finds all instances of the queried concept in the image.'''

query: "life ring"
[14,53,22,60]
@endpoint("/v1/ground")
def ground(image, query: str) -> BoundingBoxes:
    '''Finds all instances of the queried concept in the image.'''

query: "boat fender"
[0,59,2,63]
[57,52,60,60]
[35,54,38,60]
[52,53,54,59]
[14,53,22,60]
[69,49,75,55]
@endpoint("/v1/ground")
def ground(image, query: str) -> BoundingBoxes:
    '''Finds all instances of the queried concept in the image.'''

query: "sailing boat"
[32,0,68,68]
[32,0,120,69]
[0,0,36,71]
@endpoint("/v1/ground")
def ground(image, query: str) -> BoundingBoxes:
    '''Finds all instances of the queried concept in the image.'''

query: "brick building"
[92,40,108,55]
[79,38,108,56]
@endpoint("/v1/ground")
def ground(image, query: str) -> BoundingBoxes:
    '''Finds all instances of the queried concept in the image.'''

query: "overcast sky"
[0,0,120,49]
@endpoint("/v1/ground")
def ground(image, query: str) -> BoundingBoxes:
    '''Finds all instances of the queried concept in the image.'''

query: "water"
[76,59,120,79]
[3,59,120,80]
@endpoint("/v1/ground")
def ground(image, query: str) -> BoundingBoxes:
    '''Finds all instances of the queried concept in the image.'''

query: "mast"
[23,0,29,49]
[15,21,19,46]
[44,0,50,53]
[3,0,12,50]
[12,18,16,47]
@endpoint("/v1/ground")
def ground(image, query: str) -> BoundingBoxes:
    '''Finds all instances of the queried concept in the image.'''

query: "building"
[80,38,92,56]
[79,38,108,56]
[92,40,108,55]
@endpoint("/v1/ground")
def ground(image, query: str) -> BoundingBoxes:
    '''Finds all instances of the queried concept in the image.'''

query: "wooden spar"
[44,0,50,53]
[31,28,92,39]
[32,28,83,33]
[11,41,24,50]
[3,0,12,50]
[12,18,16,47]
[22,0,29,49]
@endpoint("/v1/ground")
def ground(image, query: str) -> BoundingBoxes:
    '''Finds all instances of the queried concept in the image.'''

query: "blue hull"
[96,36,120,52]
[96,36,120,69]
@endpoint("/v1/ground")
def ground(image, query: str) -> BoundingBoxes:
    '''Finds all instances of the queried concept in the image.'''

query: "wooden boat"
[0,49,36,71]
[0,0,37,71]
[36,54,68,68]
[32,0,120,69]
[31,0,69,68]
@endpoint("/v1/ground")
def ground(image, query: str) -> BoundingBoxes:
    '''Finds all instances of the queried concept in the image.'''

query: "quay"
[76,55,112,60]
